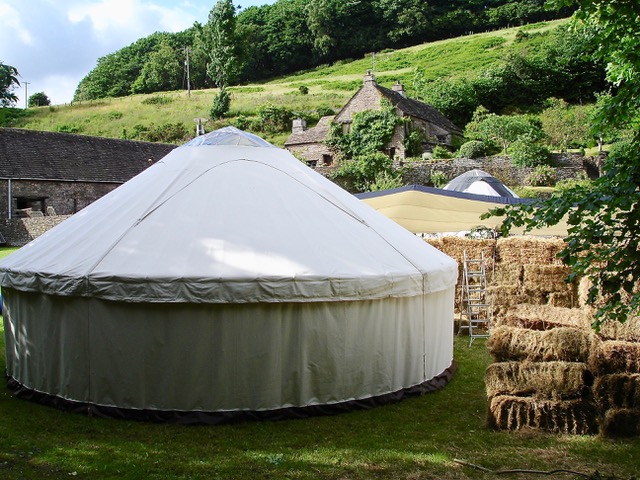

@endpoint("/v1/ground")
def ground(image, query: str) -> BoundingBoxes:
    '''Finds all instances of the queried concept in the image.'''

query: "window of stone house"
[322,154,333,166]
[14,196,48,216]
[306,160,318,168]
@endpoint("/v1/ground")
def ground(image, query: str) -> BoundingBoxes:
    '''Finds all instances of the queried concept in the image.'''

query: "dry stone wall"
[1,216,71,246]
[401,153,601,187]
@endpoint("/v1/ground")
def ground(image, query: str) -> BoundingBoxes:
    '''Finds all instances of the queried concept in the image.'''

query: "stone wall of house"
[334,82,381,123]
[0,179,120,219]
[1,215,72,246]
[288,144,334,166]
[400,153,601,186]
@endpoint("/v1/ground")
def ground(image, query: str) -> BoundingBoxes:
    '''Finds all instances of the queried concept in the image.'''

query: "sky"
[0,0,276,108]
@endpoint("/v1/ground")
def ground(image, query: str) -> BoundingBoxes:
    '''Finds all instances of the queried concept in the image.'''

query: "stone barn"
[0,128,175,245]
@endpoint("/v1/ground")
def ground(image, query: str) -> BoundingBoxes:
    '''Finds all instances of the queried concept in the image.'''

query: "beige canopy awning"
[358,185,569,237]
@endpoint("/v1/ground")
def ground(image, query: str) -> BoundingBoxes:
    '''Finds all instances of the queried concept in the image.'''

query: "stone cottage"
[285,71,463,165]
[0,128,175,244]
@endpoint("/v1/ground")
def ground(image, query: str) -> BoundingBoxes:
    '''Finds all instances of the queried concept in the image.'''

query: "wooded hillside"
[73,0,574,101]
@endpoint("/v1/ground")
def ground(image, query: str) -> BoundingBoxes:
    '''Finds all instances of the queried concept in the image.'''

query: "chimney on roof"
[292,118,307,134]
[392,80,406,98]
[364,70,376,85]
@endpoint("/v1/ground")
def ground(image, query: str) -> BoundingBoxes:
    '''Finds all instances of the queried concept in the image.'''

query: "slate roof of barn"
[0,128,177,182]
[373,84,463,135]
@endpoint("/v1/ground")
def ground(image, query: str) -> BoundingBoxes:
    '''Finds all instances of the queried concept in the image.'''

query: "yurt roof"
[0,128,456,303]
[443,169,519,198]
[357,185,569,236]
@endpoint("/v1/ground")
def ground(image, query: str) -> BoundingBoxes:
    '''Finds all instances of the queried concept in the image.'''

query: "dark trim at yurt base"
[5,361,457,425]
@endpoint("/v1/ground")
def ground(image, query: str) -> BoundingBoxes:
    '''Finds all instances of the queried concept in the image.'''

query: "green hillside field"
[3,19,566,147]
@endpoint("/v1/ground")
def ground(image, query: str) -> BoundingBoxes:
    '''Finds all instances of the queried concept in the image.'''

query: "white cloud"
[0,2,34,45]
[67,0,199,42]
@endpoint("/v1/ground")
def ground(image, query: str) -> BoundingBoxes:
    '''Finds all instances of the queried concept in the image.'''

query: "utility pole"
[185,47,191,97]
[24,81,30,109]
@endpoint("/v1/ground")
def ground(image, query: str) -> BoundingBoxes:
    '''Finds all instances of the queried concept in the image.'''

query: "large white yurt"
[0,127,457,423]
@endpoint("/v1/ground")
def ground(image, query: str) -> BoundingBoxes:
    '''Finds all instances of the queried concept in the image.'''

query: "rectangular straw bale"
[548,291,576,308]
[485,361,590,400]
[488,325,594,363]
[593,374,640,410]
[590,341,640,375]
[427,237,497,270]
[495,305,590,331]
[493,264,522,287]
[597,316,640,342]
[491,286,525,310]
[496,236,565,266]
[523,264,573,294]
[520,288,549,306]
[600,408,640,438]
[488,395,598,434]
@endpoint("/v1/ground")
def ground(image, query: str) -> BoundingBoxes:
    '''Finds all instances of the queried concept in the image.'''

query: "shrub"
[298,85,309,95]
[107,111,123,120]
[525,165,557,187]
[257,104,294,133]
[56,124,82,133]
[210,87,231,119]
[431,145,453,160]
[554,172,592,194]
[430,170,448,187]
[509,135,551,167]
[404,130,425,157]
[142,95,173,105]
[233,115,251,131]
[128,122,189,143]
[511,186,543,198]
[457,140,487,159]
[316,106,335,117]
[369,171,404,192]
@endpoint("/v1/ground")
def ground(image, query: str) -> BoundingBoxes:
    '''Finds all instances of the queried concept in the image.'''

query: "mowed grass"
[1,246,639,479]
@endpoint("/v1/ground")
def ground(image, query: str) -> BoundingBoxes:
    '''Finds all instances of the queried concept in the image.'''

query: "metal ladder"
[458,250,492,346]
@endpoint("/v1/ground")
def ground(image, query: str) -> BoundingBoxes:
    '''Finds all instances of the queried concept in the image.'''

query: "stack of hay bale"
[591,315,640,437]
[485,305,599,434]
[426,236,576,319]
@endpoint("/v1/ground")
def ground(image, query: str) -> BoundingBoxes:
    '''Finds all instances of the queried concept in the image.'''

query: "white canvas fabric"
[0,127,457,418]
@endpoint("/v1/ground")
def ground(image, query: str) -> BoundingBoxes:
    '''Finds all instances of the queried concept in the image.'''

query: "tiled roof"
[374,84,463,135]
[0,128,177,182]
[284,116,335,146]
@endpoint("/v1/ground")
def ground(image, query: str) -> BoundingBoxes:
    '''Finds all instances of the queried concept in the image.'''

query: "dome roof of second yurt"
[443,169,519,198]
[0,127,456,303]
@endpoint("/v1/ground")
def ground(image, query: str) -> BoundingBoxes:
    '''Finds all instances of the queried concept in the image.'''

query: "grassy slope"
[6,20,564,147]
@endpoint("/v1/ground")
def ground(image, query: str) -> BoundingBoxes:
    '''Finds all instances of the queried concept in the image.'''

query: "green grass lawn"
[1,243,639,479]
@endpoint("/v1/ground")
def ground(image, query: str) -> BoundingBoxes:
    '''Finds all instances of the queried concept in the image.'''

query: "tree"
[28,92,51,107]
[465,110,541,154]
[486,0,640,328]
[540,98,592,152]
[131,42,181,94]
[200,0,242,88]
[0,61,20,107]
